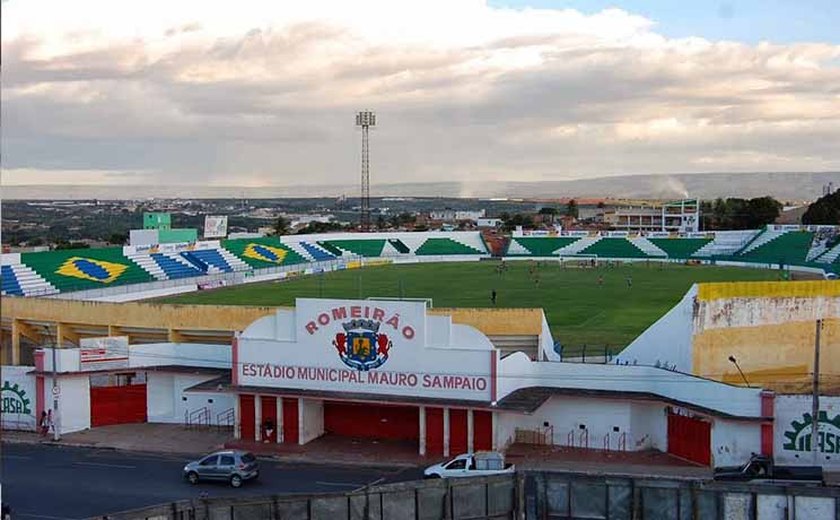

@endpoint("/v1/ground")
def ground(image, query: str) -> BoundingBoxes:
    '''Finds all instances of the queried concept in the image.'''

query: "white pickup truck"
[423,452,515,479]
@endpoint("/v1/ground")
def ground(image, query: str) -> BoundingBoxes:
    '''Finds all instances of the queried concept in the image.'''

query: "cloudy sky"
[2,0,839,189]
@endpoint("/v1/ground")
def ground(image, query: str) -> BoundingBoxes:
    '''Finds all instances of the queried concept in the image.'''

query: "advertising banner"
[80,336,130,371]
[1,365,37,431]
[775,395,840,467]
[204,216,229,238]
[238,299,493,401]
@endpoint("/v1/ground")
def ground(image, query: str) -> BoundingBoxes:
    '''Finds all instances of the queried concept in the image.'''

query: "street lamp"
[728,355,751,388]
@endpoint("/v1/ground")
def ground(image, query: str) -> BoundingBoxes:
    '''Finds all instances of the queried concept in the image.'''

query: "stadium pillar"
[812,319,822,464]
[233,395,241,439]
[10,322,21,365]
[418,406,426,456]
[254,395,262,443]
[276,398,284,444]
[467,409,474,453]
[443,408,450,457]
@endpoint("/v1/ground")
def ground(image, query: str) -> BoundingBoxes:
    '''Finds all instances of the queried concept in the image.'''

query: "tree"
[538,206,557,224]
[107,233,127,245]
[273,216,290,236]
[745,196,782,229]
[376,215,386,230]
[565,199,579,218]
[803,190,840,225]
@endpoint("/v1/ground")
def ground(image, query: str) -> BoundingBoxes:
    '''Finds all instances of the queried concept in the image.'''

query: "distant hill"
[5,172,838,201]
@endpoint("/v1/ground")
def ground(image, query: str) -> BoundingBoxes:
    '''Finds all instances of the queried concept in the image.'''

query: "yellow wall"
[430,307,544,335]
[693,280,840,394]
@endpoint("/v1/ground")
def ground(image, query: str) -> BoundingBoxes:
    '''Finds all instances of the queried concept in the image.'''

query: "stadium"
[2,225,839,469]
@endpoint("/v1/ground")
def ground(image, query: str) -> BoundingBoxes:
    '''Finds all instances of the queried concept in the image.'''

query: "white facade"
[146,372,234,424]
[775,395,840,468]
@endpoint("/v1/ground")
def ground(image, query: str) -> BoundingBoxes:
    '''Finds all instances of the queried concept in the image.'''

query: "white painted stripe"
[3,455,33,460]
[352,477,385,492]
[18,513,77,520]
[74,461,136,469]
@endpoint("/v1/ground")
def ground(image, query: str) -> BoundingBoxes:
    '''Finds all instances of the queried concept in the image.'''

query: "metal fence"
[88,471,840,520]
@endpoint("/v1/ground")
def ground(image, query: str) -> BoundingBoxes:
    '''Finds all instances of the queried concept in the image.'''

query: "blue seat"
[181,250,233,273]
[151,253,204,279]
[1,265,24,295]
[300,242,335,261]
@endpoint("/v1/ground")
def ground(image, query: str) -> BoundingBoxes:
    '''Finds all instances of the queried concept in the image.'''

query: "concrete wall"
[299,398,325,445]
[616,285,696,371]
[43,374,90,434]
[775,394,840,468]
[146,372,234,425]
[1,365,37,431]
[629,402,667,451]
[711,420,761,467]
[692,281,840,393]
[130,343,230,369]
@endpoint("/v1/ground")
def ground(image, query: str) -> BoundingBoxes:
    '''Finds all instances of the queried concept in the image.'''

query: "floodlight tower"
[356,110,376,231]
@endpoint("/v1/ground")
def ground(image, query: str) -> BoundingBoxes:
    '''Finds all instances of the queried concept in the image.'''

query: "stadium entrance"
[231,298,498,454]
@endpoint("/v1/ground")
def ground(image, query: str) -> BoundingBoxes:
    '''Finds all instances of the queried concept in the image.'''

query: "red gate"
[426,407,444,455]
[240,395,255,441]
[324,401,418,441]
[473,410,493,452]
[261,396,278,443]
[450,409,468,455]
[667,411,711,466]
[90,384,147,427]
[283,397,299,444]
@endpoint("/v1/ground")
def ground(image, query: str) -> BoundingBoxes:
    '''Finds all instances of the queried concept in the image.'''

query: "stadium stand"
[320,239,386,258]
[19,247,153,293]
[415,237,484,256]
[555,236,597,256]
[387,238,411,254]
[735,229,814,265]
[648,238,711,259]
[628,237,667,257]
[182,249,237,273]
[1,257,58,296]
[578,238,649,259]
[299,241,337,261]
[818,243,840,264]
[692,230,759,257]
[151,253,204,279]
[222,238,307,268]
[507,237,579,257]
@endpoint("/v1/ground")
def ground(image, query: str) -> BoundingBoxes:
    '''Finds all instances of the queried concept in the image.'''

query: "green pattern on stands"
[388,239,411,254]
[510,237,579,256]
[736,231,814,265]
[415,238,484,256]
[579,238,649,259]
[222,237,307,268]
[648,238,711,259]
[20,247,152,292]
[321,240,386,257]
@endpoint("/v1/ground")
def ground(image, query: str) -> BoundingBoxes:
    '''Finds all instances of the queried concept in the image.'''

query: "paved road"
[1,443,425,519]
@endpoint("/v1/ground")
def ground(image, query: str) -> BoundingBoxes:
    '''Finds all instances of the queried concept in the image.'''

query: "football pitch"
[158,261,780,354]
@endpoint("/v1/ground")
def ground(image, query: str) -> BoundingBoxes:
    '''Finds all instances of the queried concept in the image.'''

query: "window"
[219,455,235,466]
[199,456,218,466]
[446,459,467,470]
[241,453,256,463]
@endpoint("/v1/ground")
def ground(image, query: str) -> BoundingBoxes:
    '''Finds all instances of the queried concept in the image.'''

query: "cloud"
[2,0,839,188]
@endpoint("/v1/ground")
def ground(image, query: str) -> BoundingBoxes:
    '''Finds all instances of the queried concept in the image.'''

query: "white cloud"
[1,0,838,187]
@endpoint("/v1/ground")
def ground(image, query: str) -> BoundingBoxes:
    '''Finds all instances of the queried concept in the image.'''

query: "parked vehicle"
[183,450,259,487]
[714,454,823,483]
[424,451,515,479]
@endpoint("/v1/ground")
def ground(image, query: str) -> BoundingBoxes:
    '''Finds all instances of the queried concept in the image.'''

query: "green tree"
[565,199,579,218]
[107,233,127,245]
[803,190,840,225]
[745,196,782,228]
[273,216,291,236]
[538,206,557,224]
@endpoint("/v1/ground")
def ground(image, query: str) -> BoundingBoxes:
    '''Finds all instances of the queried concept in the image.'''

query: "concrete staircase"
[555,237,599,256]
[125,252,167,281]
[629,237,667,257]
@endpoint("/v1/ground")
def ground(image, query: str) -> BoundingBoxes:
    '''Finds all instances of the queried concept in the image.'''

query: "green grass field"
[158,261,782,354]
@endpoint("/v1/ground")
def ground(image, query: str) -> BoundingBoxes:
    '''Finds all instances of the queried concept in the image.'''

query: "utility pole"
[51,345,61,441]
[811,319,822,463]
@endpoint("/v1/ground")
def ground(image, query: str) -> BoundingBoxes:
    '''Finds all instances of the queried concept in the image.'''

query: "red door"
[324,402,418,441]
[473,410,493,451]
[667,412,711,466]
[240,395,255,441]
[261,396,277,443]
[450,409,468,455]
[90,384,147,427]
[283,397,299,444]
[426,407,444,455]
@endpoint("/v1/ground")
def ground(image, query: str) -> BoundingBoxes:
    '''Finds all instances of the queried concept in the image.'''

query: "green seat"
[511,237,579,256]
[20,247,152,293]
[579,238,650,258]
[222,237,307,268]
[737,231,814,265]
[415,238,484,255]
[648,238,711,259]
[320,239,386,257]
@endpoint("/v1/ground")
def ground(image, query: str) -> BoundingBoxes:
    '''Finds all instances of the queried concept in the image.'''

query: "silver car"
[183,450,259,488]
